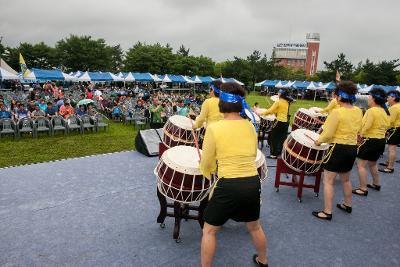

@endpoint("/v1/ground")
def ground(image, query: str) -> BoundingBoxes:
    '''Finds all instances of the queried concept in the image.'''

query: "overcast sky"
[1,0,399,68]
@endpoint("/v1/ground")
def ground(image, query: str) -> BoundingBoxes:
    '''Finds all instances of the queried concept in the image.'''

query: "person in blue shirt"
[0,103,11,119]
[16,104,29,120]
[45,102,58,119]
[39,99,47,111]
[76,105,87,117]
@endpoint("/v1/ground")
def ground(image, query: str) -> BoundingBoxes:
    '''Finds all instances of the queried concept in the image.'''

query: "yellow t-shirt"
[261,98,289,122]
[200,119,258,179]
[321,98,339,114]
[318,106,363,145]
[361,107,390,139]
[193,97,224,129]
[389,103,400,128]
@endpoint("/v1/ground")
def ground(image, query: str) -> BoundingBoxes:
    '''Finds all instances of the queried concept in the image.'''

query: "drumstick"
[305,133,316,143]
[190,119,202,160]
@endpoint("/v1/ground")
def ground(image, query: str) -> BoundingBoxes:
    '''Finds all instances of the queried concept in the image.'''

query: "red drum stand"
[274,158,322,202]
[156,142,208,243]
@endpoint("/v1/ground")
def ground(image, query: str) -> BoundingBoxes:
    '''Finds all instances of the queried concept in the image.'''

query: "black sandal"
[312,211,332,221]
[352,188,368,196]
[336,203,352,213]
[379,168,394,173]
[367,184,381,191]
[253,254,268,267]
[379,162,388,167]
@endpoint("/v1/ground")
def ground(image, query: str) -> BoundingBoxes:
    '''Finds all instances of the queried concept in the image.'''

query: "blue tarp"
[261,80,279,87]
[199,76,215,84]
[87,72,113,81]
[292,81,310,89]
[132,72,154,82]
[31,68,65,81]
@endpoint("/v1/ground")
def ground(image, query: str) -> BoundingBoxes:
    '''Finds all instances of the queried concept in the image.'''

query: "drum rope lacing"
[321,143,337,164]
[283,140,326,164]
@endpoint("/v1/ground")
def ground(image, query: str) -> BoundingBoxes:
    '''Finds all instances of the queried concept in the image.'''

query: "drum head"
[290,129,329,150]
[245,109,260,123]
[255,149,266,168]
[261,114,276,121]
[162,145,202,175]
[168,115,194,130]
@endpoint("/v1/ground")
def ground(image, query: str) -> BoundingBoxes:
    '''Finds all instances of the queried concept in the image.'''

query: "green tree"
[177,45,190,57]
[123,42,175,74]
[319,53,354,81]
[55,35,116,72]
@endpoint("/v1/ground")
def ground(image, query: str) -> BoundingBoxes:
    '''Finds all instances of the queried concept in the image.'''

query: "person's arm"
[199,127,217,180]
[360,110,373,136]
[321,99,337,114]
[316,110,339,145]
[260,101,279,116]
[193,100,208,129]
[388,106,397,128]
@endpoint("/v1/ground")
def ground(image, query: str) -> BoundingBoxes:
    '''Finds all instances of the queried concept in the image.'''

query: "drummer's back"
[208,119,257,178]
[204,97,224,125]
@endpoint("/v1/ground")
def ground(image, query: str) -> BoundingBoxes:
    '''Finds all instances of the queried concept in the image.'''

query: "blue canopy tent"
[292,81,310,89]
[132,73,154,82]
[168,74,187,83]
[199,76,215,84]
[30,68,65,81]
[323,82,336,91]
[262,80,279,87]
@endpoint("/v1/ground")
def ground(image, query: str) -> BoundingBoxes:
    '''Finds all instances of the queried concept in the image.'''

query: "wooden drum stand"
[274,158,322,202]
[156,142,208,243]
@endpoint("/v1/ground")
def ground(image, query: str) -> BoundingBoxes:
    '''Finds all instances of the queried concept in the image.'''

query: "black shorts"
[323,144,357,173]
[357,138,386,161]
[204,176,261,226]
[387,127,400,145]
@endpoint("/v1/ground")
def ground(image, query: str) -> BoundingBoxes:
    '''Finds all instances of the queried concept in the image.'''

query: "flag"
[335,70,341,82]
[19,53,31,78]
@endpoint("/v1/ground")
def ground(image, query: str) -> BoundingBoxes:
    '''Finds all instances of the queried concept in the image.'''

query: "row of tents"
[255,79,400,93]
[1,65,399,93]
[0,66,243,85]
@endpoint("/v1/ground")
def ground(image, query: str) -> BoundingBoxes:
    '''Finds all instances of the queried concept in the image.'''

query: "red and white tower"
[305,33,320,76]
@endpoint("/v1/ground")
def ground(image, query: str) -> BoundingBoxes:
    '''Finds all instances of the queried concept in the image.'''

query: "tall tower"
[305,33,320,76]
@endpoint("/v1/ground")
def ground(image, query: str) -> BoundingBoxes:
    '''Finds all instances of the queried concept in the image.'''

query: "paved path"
[0,150,399,266]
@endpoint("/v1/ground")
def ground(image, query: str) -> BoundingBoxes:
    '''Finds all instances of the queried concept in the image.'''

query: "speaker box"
[135,128,163,157]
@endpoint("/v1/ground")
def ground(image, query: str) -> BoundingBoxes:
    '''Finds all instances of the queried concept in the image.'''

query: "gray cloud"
[1,0,399,69]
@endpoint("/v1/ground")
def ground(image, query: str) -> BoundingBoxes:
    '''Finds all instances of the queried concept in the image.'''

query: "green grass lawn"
[0,96,328,168]
[0,121,138,168]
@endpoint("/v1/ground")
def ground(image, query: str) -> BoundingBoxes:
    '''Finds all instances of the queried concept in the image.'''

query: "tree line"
[0,35,399,87]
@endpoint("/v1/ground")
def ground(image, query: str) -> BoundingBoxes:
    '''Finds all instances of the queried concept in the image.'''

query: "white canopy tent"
[124,72,135,82]
[0,67,19,80]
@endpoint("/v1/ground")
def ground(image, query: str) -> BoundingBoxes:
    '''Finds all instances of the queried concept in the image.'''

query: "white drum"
[256,149,268,181]
[282,129,329,174]
[155,146,214,203]
[163,115,200,148]
[245,109,260,124]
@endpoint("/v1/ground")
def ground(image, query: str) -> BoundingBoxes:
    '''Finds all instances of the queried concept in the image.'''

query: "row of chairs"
[0,114,109,139]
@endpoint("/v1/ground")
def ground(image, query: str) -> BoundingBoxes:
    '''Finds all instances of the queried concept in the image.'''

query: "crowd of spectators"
[0,82,206,130]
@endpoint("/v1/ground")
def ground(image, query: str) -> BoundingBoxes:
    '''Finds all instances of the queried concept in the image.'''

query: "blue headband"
[388,93,399,98]
[338,90,356,102]
[210,84,220,94]
[370,93,385,101]
[219,91,258,131]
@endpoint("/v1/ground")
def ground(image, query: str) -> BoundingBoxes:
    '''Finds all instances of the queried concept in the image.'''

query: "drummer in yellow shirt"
[320,91,339,114]
[313,81,363,221]
[258,88,292,159]
[200,82,268,267]
[379,90,400,173]
[192,81,224,130]
[353,88,390,195]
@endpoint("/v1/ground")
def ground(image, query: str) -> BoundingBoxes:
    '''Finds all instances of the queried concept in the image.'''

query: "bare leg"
[387,145,397,169]
[356,159,368,191]
[368,161,380,186]
[323,170,337,214]
[339,171,352,207]
[246,220,268,265]
[201,223,220,267]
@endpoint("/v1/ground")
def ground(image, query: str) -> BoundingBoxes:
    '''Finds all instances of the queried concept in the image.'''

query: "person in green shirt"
[150,99,165,129]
